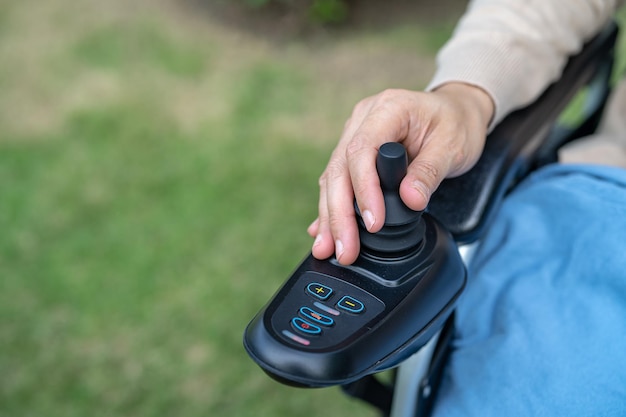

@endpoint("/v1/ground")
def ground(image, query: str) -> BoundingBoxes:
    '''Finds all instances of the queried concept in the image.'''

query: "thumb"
[399,143,453,211]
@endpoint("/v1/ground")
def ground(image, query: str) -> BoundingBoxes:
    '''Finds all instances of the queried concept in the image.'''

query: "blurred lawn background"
[0,1,625,416]
[0,0,463,416]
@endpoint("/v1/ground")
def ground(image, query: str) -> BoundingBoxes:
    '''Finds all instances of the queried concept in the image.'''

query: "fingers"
[310,86,490,265]
[345,140,384,233]
[311,90,425,264]
[345,91,415,231]
[312,151,361,264]
[307,218,319,237]
[310,95,386,264]
[326,156,361,264]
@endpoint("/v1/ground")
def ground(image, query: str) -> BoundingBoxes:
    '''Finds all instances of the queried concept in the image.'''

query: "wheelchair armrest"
[428,22,619,244]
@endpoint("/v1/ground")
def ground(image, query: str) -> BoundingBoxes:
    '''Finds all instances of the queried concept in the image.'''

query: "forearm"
[427,0,623,128]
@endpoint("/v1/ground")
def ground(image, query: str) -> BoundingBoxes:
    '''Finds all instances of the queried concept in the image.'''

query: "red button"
[292,317,322,335]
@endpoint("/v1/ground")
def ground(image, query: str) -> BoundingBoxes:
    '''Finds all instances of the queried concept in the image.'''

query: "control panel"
[273,272,385,350]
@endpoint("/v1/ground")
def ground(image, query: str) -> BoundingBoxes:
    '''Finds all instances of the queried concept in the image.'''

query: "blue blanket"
[433,164,626,416]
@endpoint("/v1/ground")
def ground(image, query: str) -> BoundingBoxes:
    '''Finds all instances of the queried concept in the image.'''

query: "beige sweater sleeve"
[427,0,623,127]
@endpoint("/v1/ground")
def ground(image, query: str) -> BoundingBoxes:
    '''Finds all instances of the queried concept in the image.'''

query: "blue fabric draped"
[433,164,626,416]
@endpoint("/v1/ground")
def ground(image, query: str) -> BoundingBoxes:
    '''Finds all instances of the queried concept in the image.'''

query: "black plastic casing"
[243,213,465,388]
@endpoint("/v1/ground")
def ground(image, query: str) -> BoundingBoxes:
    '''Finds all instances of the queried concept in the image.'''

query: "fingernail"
[362,210,376,231]
[313,234,323,248]
[335,239,344,260]
[411,180,431,203]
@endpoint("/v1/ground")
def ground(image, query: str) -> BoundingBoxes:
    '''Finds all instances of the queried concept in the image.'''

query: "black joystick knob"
[358,143,425,257]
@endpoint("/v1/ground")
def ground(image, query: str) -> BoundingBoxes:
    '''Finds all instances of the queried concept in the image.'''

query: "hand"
[307,82,494,265]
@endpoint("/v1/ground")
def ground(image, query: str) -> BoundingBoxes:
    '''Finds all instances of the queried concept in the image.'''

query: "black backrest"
[429,22,619,244]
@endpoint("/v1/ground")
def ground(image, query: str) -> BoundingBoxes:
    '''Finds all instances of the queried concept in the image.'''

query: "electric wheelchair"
[244,20,620,417]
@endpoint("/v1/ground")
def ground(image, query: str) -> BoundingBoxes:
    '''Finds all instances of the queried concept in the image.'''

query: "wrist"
[432,82,495,130]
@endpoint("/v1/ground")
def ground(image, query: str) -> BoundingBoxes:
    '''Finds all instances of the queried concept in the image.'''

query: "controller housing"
[244,142,466,387]
[244,213,465,387]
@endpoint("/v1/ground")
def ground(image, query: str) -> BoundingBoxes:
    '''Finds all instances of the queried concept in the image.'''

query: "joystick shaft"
[358,143,425,257]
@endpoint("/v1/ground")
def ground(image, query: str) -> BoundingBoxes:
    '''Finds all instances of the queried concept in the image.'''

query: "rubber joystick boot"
[357,143,425,258]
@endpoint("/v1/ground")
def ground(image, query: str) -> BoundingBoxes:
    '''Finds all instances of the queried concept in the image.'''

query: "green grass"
[555,7,626,128]
[0,97,360,416]
[614,6,626,79]
[74,23,207,77]
[0,1,396,415]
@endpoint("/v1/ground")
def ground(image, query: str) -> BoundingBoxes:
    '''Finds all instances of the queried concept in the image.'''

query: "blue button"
[306,282,333,300]
[337,296,365,313]
[300,307,334,326]
[292,318,322,335]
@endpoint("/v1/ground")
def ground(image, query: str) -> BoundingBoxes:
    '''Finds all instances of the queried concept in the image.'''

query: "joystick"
[244,143,466,388]
[357,142,425,258]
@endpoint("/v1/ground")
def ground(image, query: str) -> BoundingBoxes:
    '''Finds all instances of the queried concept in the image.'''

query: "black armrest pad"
[429,22,619,244]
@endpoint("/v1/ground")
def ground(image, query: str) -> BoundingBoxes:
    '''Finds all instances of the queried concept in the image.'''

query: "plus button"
[306,282,333,301]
